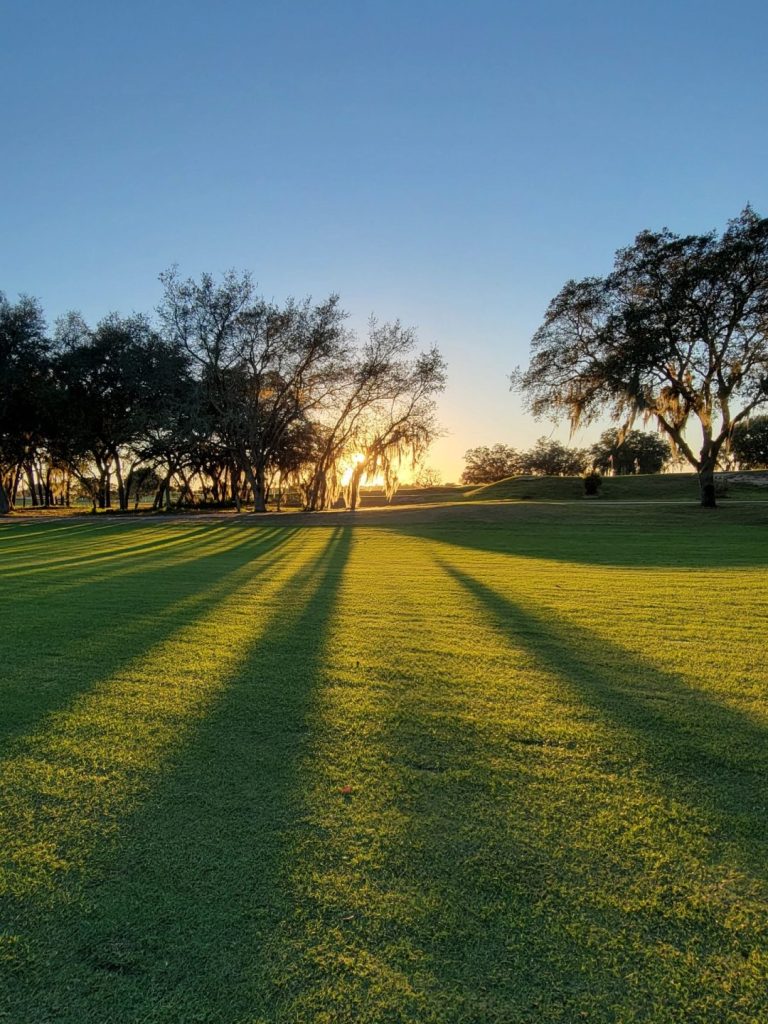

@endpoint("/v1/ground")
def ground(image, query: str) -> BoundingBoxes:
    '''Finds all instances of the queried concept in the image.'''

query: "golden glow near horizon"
[340,453,370,488]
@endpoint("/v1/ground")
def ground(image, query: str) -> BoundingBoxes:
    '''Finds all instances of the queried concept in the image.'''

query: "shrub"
[583,471,602,496]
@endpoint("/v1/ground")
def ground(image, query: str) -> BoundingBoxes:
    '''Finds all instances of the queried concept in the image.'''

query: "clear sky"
[2,0,767,480]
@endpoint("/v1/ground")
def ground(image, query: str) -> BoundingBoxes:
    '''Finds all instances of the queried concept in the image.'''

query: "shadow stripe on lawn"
[438,559,768,881]
[0,528,354,1023]
[0,527,298,754]
[0,528,325,902]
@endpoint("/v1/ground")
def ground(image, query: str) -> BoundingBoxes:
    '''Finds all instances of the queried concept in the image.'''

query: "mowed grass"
[1,505,768,1023]
[467,471,768,503]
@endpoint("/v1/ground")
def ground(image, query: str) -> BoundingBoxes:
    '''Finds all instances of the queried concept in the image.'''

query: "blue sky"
[2,0,767,479]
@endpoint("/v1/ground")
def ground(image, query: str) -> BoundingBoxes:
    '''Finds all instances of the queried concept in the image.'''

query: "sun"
[340,453,366,487]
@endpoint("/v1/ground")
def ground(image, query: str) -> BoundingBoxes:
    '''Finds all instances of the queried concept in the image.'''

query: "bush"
[583,471,602,496]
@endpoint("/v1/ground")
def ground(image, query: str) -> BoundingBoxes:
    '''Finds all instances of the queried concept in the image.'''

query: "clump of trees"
[412,465,442,487]
[730,416,768,469]
[461,431,670,484]
[461,437,590,483]
[523,438,589,477]
[0,271,446,514]
[461,444,520,484]
[513,207,768,506]
[589,429,672,475]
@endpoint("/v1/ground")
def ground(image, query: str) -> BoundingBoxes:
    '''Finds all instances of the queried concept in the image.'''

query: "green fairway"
[1,505,768,1023]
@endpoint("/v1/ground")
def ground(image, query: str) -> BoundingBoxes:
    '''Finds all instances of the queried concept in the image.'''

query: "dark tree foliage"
[461,444,520,484]
[513,207,768,506]
[730,415,768,469]
[461,438,587,482]
[518,437,588,476]
[0,294,51,512]
[589,429,672,475]
[158,269,352,511]
[52,313,189,510]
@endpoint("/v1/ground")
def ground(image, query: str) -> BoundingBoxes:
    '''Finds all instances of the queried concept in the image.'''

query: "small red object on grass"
[338,785,354,795]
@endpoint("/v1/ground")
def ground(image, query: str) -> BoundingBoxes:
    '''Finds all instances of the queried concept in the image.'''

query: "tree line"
[0,270,446,514]
[5,207,767,513]
[461,430,672,485]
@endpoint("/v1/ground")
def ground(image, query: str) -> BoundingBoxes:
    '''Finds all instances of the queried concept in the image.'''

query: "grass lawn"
[1,504,768,1022]
[466,471,768,503]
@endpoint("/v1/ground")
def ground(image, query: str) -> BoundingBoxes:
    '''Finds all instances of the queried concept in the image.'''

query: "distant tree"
[460,444,520,484]
[519,437,588,476]
[513,207,768,506]
[589,429,671,475]
[413,465,442,487]
[730,415,768,469]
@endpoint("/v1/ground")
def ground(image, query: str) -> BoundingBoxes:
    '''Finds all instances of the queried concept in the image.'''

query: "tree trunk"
[346,465,365,511]
[0,479,10,514]
[98,465,111,508]
[179,469,195,506]
[229,466,243,511]
[245,464,266,512]
[125,468,136,510]
[11,466,21,504]
[210,473,221,504]
[306,466,328,511]
[114,458,128,511]
[698,461,717,508]
[35,463,46,506]
[25,466,38,507]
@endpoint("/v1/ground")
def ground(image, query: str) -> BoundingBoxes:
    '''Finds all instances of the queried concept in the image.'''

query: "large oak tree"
[514,207,768,506]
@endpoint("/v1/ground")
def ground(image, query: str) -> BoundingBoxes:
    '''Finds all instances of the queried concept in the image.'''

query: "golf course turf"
[1,502,767,1022]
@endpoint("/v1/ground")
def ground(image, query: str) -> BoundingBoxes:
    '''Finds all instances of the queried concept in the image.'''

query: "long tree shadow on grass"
[0,527,354,1024]
[0,521,227,578]
[248,541,761,1024]
[0,526,299,764]
[440,560,768,877]
[2,520,258,594]
[323,555,768,1021]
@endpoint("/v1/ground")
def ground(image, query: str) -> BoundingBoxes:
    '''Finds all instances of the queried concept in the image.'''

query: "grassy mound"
[467,471,768,502]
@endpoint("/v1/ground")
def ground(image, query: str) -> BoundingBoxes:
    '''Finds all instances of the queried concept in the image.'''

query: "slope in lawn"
[468,471,768,502]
